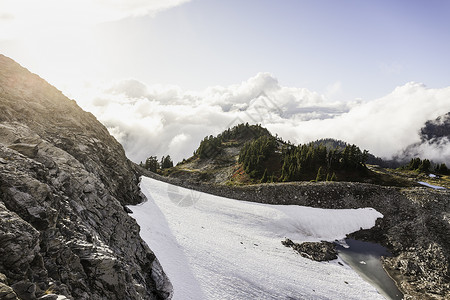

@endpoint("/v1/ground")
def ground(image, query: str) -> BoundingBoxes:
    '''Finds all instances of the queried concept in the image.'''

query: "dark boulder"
[282,238,338,262]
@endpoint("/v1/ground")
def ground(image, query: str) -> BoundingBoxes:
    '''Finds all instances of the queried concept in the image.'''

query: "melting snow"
[129,177,386,300]
[418,181,446,189]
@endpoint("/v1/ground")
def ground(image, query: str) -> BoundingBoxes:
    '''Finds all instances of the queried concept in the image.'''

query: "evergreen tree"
[196,135,222,159]
[239,135,277,179]
[418,159,431,173]
[437,163,449,175]
[280,141,367,182]
[330,172,337,181]
[144,156,159,172]
[406,158,422,170]
[161,155,174,169]
[315,166,326,181]
[260,168,268,183]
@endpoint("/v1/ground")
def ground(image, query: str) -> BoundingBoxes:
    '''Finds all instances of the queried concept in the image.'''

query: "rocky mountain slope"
[420,112,450,141]
[0,55,172,299]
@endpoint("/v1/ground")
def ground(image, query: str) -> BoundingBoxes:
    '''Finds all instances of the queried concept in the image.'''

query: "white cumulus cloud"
[74,74,450,165]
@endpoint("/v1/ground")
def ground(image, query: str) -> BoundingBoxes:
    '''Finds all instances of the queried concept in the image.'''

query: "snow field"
[129,177,386,300]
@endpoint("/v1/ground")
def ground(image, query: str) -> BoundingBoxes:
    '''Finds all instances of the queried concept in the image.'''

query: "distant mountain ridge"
[395,111,450,165]
[421,112,450,141]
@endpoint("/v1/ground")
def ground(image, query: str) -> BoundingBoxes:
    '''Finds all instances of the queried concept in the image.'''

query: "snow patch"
[129,177,386,300]
[418,181,446,189]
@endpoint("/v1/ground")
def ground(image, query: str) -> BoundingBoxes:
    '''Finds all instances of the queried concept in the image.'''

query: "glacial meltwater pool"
[335,239,404,300]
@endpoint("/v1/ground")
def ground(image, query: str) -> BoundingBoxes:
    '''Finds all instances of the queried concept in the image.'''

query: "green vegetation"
[218,123,271,142]
[401,157,449,175]
[140,155,173,172]
[194,123,271,159]
[141,156,159,172]
[280,143,368,182]
[238,135,277,178]
[164,123,447,187]
[195,135,222,159]
[238,136,369,183]
[313,138,399,168]
[160,155,174,169]
[436,163,449,175]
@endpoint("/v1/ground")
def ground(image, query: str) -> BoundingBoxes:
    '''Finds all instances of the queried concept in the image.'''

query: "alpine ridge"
[0,55,172,300]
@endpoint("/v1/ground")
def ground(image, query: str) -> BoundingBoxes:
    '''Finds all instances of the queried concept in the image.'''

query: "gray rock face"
[0,55,172,299]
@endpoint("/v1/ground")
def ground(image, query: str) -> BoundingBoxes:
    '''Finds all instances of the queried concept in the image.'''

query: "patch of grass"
[226,164,253,185]
[365,169,415,187]
[366,165,450,188]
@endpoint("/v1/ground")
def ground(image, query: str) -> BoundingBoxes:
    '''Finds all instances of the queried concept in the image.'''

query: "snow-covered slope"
[129,177,386,300]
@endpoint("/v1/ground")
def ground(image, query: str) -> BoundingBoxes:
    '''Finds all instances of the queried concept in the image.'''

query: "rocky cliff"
[142,169,449,300]
[0,55,172,299]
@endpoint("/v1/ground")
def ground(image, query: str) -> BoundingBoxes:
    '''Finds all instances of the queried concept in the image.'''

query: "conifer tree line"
[140,155,173,172]
[141,122,450,183]
[279,143,368,182]
[239,136,369,183]
[238,135,277,178]
[195,135,222,159]
[195,123,270,159]
[402,157,449,175]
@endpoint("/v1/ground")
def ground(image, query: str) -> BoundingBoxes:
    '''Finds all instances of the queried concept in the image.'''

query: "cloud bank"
[74,73,450,164]
[0,0,191,40]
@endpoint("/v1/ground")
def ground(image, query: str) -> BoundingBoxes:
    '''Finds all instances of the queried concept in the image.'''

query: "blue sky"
[2,0,450,101]
[169,0,447,95]
[1,0,450,163]
[93,0,450,101]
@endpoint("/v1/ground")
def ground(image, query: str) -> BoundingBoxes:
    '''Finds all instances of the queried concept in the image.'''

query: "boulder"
[282,238,338,262]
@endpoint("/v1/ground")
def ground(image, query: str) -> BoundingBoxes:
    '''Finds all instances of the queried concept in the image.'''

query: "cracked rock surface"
[0,54,172,299]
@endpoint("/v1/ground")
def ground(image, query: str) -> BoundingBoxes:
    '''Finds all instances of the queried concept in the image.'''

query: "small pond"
[335,239,403,300]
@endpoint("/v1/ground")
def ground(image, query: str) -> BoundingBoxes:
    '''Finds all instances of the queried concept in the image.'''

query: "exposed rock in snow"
[142,169,450,300]
[281,239,338,261]
[130,177,385,300]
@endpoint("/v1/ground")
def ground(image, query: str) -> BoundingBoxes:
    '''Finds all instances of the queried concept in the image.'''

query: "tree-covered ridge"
[195,135,222,159]
[280,143,368,182]
[192,124,371,183]
[312,138,395,167]
[156,123,449,187]
[195,123,271,159]
[402,157,449,175]
[238,135,277,178]
[238,138,370,183]
[312,138,349,150]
